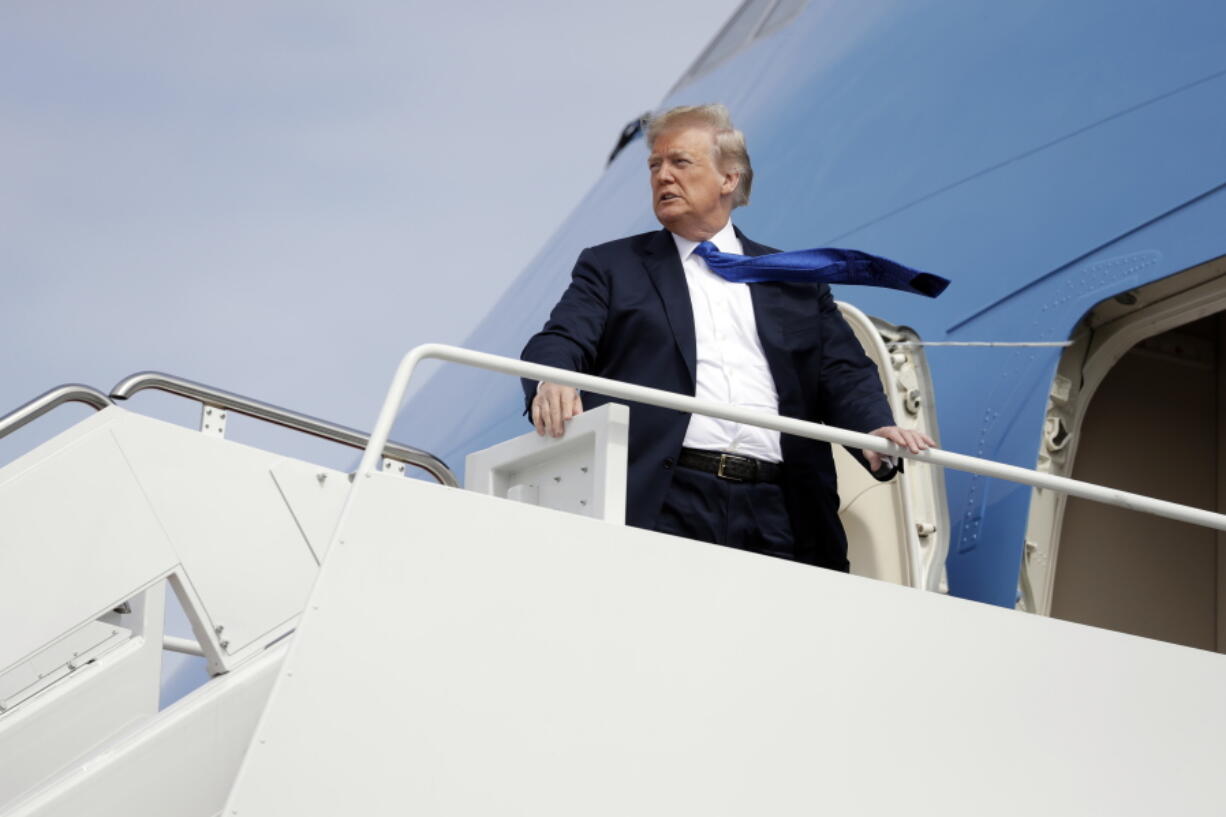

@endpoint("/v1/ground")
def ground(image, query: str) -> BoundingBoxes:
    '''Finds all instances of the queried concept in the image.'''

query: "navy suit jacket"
[521,227,895,571]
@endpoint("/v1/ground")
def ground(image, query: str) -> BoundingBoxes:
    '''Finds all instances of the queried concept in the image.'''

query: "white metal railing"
[342,344,1226,536]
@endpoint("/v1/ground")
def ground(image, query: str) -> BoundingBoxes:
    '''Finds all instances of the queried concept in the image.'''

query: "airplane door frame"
[835,302,950,592]
[1022,253,1226,619]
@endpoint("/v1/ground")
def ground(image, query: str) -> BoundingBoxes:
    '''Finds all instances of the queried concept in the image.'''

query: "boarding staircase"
[0,373,453,816]
[1,343,1224,815]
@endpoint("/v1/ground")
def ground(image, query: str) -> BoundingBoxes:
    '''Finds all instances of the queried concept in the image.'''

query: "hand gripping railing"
[346,344,1226,534]
[0,384,112,441]
[110,371,458,487]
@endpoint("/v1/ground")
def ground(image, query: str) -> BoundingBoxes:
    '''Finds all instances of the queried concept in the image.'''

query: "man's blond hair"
[643,103,753,208]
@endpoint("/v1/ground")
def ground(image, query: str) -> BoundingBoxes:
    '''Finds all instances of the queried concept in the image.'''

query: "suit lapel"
[641,229,697,386]
[740,229,802,413]
[740,231,786,349]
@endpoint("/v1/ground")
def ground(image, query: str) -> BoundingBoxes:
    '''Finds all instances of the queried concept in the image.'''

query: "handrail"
[0,384,112,442]
[349,344,1226,534]
[110,371,459,488]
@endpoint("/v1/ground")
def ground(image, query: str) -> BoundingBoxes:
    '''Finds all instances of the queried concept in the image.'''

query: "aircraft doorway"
[1051,314,1223,650]
[1023,254,1226,652]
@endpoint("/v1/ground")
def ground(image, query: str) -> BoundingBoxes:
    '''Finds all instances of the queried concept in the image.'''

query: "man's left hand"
[865,426,936,473]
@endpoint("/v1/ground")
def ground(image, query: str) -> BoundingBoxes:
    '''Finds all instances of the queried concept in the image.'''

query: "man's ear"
[722,170,740,196]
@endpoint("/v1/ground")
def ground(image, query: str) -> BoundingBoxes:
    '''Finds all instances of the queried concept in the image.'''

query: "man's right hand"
[531,383,583,438]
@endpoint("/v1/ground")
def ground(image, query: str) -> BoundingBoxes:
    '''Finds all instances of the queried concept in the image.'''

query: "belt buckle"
[716,453,746,482]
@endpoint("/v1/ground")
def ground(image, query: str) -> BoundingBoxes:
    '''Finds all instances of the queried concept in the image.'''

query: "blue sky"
[0,0,740,701]
[1,1,739,461]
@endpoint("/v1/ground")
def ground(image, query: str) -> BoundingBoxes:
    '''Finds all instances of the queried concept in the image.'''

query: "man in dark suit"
[521,104,932,571]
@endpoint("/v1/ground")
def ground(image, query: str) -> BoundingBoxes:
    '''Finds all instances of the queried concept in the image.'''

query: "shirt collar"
[671,219,741,262]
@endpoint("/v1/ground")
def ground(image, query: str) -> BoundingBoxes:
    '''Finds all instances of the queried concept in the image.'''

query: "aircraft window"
[671,0,809,92]
[692,0,775,71]
[607,115,646,166]
[757,0,808,37]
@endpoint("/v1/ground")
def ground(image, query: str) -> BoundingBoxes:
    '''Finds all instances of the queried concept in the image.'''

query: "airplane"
[3,0,1226,813]
[398,0,1226,648]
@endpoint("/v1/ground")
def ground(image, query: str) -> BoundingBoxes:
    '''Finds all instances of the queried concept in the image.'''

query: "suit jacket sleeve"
[519,247,610,414]
[814,283,900,480]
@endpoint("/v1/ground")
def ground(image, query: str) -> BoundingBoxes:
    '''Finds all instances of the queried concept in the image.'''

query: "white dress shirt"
[671,220,783,463]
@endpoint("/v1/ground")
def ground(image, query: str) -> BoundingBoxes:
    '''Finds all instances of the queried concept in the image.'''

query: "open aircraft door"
[834,302,949,592]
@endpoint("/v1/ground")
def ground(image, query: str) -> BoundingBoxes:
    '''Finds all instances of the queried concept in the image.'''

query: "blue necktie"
[693,241,949,298]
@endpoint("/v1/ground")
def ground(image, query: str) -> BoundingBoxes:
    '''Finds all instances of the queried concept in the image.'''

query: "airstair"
[2,339,1224,815]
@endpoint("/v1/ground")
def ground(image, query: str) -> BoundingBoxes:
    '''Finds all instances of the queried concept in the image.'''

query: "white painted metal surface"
[199,404,227,438]
[6,641,285,817]
[226,475,1226,815]
[0,585,164,811]
[6,342,1226,814]
[0,404,350,806]
[268,462,351,565]
[0,621,131,709]
[380,457,404,474]
[110,416,322,666]
[465,402,629,523]
[0,410,178,674]
[162,635,205,657]
[355,344,1226,533]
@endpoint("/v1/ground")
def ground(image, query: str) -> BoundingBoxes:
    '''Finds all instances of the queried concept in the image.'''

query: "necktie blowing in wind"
[694,241,950,298]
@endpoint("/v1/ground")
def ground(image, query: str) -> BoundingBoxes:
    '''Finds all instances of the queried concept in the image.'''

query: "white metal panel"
[465,403,629,523]
[0,621,130,709]
[5,640,285,817]
[269,461,350,564]
[0,411,178,673]
[226,476,1226,816]
[111,413,321,659]
[0,586,163,811]
[839,477,910,585]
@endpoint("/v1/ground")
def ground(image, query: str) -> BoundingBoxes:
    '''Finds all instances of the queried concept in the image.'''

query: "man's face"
[648,126,739,241]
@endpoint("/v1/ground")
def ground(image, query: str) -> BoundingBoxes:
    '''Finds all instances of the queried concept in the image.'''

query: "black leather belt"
[678,447,783,484]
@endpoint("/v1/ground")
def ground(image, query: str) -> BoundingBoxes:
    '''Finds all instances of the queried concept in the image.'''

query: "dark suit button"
[663,457,674,469]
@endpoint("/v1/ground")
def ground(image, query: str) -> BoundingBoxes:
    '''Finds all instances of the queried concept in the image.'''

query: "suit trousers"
[652,464,796,561]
